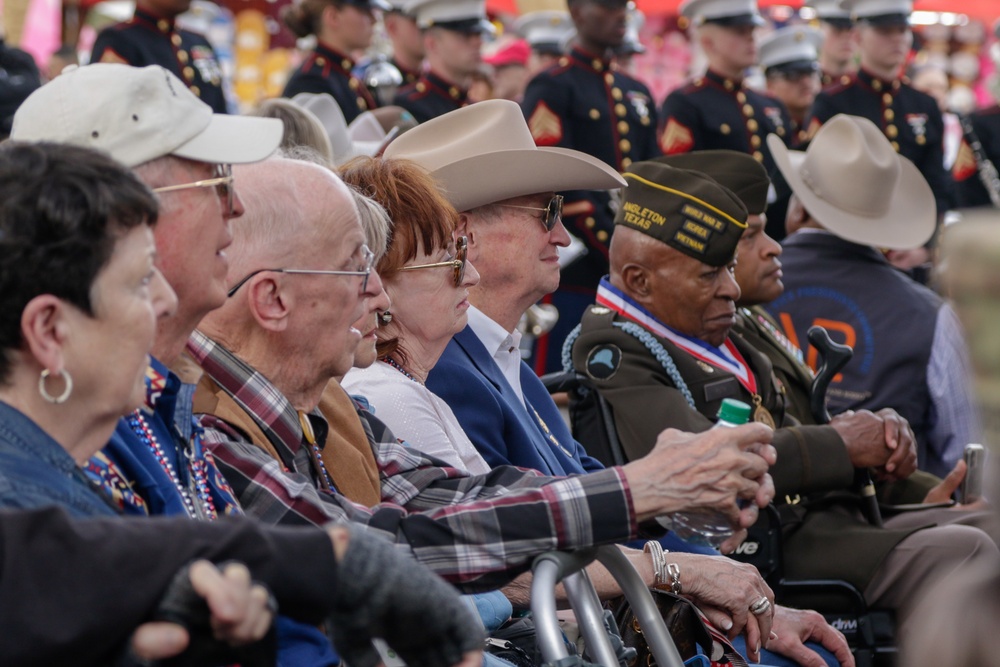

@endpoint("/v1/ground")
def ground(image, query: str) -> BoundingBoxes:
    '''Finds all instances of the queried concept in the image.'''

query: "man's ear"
[320,3,340,32]
[246,276,291,333]
[20,294,70,374]
[619,263,652,300]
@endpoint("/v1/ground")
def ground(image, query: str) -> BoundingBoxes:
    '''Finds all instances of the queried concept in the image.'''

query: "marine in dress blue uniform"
[953,105,1000,208]
[392,0,492,124]
[805,0,856,88]
[805,0,954,216]
[283,41,378,124]
[91,6,227,113]
[521,0,659,374]
[659,0,792,177]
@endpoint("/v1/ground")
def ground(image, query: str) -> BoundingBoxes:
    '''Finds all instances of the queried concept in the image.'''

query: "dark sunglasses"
[398,236,468,287]
[499,194,564,232]
[153,163,234,217]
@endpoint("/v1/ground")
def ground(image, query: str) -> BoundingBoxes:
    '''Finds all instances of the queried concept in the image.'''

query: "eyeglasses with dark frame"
[153,163,235,217]
[397,236,468,287]
[499,194,564,232]
[226,244,376,298]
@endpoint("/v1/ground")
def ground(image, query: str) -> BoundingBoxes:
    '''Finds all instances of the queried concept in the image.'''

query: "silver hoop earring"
[39,368,73,404]
[379,311,393,325]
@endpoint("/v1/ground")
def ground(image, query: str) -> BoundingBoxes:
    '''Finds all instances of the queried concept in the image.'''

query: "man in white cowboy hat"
[805,0,953,223]
[392,0,493,124]
[766,114,978,481]
[520,0,660,374]
[388,100,856,667]
[759,25,824,146]
[659,0,792,177]
[804,0,857,87]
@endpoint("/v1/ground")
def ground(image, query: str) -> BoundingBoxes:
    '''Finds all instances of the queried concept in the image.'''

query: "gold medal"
[752,394,775,428]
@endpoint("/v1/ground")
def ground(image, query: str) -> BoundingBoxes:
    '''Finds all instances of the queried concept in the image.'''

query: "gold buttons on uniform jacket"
[158,19,170,32]
[720,123,731,135]
[724,79,735,91]
[747,119,759,132]
[592,59,603,71]
[736,91,747,103]
[171,33,182,47]
[640,116,650,126]
[341,59,352,70]
[750,135,762,148]
[916,135,927,145]
[883,94,893,105]
[777,126,786,137]
[615,103,627,117]
[589,108,601,120]
[618,121,630,134]
[190,85,200,96]
[316,56,327,67]
[349,79,359,90]
[753,151,764,161]
[183,66,195,80]
[619,139,631,153]
[872,79,882,92]
[743,104,754,117]
[177,51,189,63]
[449,87,460,98]
[612,88,623,101]
[585,217,596,228]
[596,230,609,242]
[884,109,894,122]
[416,82,427,92]
[358,99,368,110]
[621,157,632,168]
[605,74,614,85]
[891,141,900,152]
[886,125,898,138]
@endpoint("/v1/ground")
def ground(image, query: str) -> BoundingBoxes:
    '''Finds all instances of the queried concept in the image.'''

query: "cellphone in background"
[959,443,986,505]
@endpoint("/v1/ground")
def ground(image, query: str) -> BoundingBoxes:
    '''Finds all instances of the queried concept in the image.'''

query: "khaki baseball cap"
[11,64,282,168]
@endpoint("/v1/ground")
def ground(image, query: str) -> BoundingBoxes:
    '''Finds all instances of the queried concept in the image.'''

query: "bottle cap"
[717,398,751,425]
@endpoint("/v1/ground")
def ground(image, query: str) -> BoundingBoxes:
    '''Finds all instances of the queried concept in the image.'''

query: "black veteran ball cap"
[616,160,748,267]
[653,150,770,215]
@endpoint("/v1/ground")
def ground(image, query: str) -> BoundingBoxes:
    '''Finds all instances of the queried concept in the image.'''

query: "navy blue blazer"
[427,326,603,477]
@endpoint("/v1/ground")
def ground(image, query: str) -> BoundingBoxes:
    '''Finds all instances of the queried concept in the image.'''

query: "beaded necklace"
[298,412,336,492]
[127,409,218,521]
[381,356,418,382]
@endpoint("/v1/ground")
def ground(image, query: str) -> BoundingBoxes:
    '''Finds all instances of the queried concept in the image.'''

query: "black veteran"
[392,0,492,124]
[568,157,1000,628]
[659,0,791,176]
[520,0,659,373]
[91,0,227,113]
[805,0,953,217]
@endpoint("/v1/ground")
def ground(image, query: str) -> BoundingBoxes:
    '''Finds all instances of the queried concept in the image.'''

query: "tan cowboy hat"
[767,114,935,250]
[383,99,627,212]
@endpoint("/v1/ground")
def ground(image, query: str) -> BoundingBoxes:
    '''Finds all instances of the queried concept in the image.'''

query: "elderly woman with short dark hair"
[0,141,176,514]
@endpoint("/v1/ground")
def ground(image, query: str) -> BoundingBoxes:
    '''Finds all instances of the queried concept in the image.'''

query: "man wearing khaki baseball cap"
[9,64,339,662]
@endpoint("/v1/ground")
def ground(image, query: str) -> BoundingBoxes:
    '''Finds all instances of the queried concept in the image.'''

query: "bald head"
[610,225,740,347]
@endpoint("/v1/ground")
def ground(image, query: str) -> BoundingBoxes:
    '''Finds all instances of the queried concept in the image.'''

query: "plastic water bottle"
[657,398,753,548]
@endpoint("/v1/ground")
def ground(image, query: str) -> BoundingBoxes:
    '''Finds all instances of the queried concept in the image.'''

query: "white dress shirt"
[466,306,525,403]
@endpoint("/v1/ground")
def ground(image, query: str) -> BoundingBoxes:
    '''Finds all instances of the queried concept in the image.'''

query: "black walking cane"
[808,326,883,528]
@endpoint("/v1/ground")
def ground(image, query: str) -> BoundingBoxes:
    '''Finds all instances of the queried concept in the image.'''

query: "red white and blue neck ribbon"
[596,278,757,395]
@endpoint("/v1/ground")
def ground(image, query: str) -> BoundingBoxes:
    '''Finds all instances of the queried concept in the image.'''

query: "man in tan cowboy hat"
[568,147,999,636]
[388,100,855,667]
[767,113,978,481]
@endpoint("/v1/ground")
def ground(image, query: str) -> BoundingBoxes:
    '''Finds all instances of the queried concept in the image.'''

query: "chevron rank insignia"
[528,102,563,146]
[660,118,694,154]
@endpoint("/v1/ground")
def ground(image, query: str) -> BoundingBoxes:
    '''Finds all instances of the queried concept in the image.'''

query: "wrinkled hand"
[130,560,275,661]
[676,554,774,663]
[831,409,916,479]
[766,606,854,667]
[326,524,485,667]
[624,424,776,525]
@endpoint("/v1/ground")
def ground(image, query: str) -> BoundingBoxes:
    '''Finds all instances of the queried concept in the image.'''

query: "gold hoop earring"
[39,368,73,404]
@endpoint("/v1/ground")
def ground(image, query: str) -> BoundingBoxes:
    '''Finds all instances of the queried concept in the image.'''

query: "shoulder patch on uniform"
[98,48,129,65]
[585,344,622,381]
[660,118,694,154]
[527,101,563,146]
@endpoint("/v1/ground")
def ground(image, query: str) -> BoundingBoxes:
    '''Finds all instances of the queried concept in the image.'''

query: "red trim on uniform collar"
[857,67,900,92]
[705,68,744,91]
[316,41,356,71]
[570,46,612,72]
[134,6,176,31]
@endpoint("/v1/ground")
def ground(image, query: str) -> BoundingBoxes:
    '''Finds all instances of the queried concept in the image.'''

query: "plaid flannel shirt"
[188,330,637,590]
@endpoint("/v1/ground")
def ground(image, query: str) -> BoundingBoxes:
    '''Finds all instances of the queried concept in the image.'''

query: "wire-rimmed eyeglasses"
[397,236,468,287]
[499,194,564,232]
[226,244,376,298]
[153,163,235,217]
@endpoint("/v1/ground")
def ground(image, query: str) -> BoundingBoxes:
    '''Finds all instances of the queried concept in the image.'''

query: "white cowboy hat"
[383,99,626,212]
[290,93,384,166]
[768,114,935,249]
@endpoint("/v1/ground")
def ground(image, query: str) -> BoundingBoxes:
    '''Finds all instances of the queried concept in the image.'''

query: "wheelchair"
[541,370,898,667]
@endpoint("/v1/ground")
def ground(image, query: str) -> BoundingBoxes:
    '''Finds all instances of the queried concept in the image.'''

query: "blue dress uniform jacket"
[391,57,421,87]
[659,69,793,176]
[392,70,468,124]
[806,68,954,215]
[283,42,377,125]
[953,104,1000,208]
[91,8,227,114]
[521,47,659,372]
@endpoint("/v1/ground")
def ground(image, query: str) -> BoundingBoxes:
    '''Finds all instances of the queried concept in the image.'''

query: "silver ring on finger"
[749,596,771,616]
